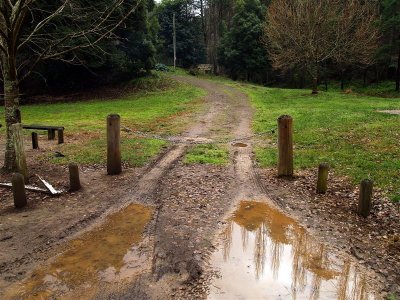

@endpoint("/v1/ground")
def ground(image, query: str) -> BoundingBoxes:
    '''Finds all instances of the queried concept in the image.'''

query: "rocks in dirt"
[350,246,366,260]
[147,162,233,298]
[186,259,203,281]
[0,234,13,242]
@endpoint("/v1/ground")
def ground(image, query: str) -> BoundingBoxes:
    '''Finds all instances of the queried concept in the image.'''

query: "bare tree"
[0,0,142,170]
[333,1,380,90]
[264,0,380,94]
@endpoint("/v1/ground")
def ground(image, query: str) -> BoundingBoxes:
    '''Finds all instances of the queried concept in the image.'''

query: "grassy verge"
[152,73,400,200]
[319,81,400,98]
[238,84,400,201]
[184,144,229,165]
[0,74,206,166]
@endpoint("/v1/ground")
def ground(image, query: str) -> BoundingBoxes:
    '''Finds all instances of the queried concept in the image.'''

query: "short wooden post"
[48,129,55,140]
[358,179,373,218]
[107,114,122,175]
[278,115,293,177]
[12,173,27,208]
[11,123,28,182]
[316,163,329,194]
[69,163,81,191]
[32,132,39,149]
[58,129,64,144]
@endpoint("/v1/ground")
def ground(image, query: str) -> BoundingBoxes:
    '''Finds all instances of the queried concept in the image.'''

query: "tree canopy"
[157,0,206,68]
[218,0,270,82]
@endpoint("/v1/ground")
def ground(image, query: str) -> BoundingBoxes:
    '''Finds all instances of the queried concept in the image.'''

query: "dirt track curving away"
[1,76,399,299]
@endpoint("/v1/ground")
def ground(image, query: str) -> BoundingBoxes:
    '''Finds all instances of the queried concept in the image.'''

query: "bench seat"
[22,125,64,144]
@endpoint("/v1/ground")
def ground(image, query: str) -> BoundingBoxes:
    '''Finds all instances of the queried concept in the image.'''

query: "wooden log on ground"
[107,114,122,175]
[11,123,28,182]
[317,163,329,194]
[278,115,293,177]
[69,163,81,191]
[358,179,373,218]
[0,183,48,194]
[12,173,27,208]
[32,132,39,149]
[58,129,64,144]
[37,176,63,195]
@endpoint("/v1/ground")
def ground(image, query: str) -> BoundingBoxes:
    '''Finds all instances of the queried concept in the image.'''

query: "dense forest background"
[3,0,400,94]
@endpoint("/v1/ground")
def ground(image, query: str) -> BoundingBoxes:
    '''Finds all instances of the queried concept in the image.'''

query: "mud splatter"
[209,201,379,299]
[4,204,154,299]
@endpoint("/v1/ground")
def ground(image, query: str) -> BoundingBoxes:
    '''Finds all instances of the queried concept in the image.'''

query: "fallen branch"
[0,183,49,194]
[37,176,63,195]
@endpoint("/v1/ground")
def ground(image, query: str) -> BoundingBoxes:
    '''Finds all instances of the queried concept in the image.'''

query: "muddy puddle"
[3,204,154,299]
[209,201,379,300]
[232,142,248,148]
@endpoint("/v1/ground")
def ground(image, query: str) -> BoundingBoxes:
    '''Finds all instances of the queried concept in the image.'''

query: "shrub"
[155,63,170,72]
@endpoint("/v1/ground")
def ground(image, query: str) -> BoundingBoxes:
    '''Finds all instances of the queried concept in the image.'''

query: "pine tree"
[217,0,269,82]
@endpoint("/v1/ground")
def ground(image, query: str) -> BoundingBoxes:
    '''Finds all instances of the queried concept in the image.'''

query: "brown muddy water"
[209,201,379,300]
[3,204,154,299]
[232,143,248,148]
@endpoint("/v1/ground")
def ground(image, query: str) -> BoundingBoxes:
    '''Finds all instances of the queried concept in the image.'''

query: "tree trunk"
[324,62,328,92]
[340,69,345,90]
[312,77,318,94]
[363,69,368,88]
[2,54,21,171]
[300,72,304,89]
[396,47,400,92]
[311,63,319,94]
[199,0,207,47]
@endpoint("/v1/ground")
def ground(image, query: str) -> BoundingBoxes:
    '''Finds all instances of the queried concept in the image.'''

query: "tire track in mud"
[120,77,229,204]
[108,77,385,300]
[111,77,268,300]
[0,76,229,299]
[2,76,270,299]
[1,77,388,299]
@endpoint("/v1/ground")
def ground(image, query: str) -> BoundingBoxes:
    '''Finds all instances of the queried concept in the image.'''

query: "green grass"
[184,144,229,165]
[49,137,167,166]
[237,84,400,200]
[387,294,398,300]
[0,74,206,166]
[320,80,400,98]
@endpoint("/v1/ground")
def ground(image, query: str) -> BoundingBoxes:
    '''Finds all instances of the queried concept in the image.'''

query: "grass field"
[238,84,400,201]
[181,72,399,200]
[184,144,229,165]
[0,74,206,166]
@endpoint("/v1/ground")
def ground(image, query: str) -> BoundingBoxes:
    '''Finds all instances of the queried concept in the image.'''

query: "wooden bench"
[22,125,65,144]
[197,64,213,74]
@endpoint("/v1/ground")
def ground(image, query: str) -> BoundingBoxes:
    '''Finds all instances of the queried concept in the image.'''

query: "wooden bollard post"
[69,163,81,191]
[358,179,373,218]
[12,173,27,208]
[58,129,64,144]
[107,114,122,175]
[278,115,293,177]
[317,163,329,194]
[11,123,28,182]
[32,132,39,149]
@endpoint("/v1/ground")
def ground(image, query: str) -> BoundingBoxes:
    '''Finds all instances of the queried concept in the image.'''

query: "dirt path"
[1,76,397,299]
[97,77,389,299]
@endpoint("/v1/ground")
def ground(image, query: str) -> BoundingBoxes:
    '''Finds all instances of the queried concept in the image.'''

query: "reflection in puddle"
[5,204,153,299]
[209,201,378,300]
